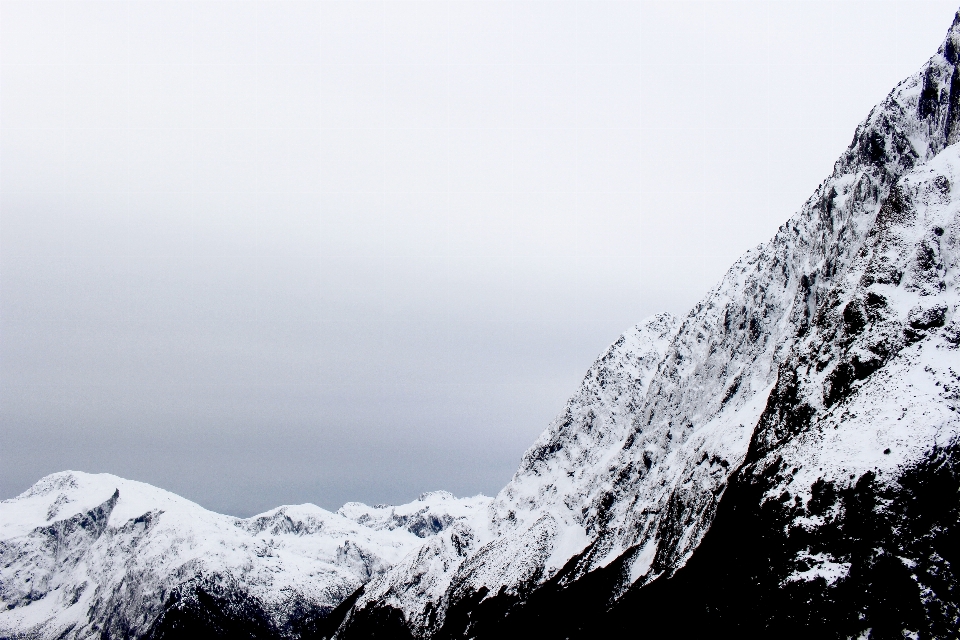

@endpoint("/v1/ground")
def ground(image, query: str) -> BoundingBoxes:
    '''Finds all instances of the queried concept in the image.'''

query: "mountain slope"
[337,10,960,640]
[412,117,960,640]
[335,313,679,638]
[572,143,960,638]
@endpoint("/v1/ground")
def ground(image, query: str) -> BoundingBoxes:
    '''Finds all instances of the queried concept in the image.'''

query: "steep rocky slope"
[335,10,960,640]
[402,121,960,640]
[337,313,680,638]
[0,472,488,639]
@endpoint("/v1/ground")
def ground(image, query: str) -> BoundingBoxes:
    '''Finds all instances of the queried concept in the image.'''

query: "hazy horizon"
[2,0,958,517]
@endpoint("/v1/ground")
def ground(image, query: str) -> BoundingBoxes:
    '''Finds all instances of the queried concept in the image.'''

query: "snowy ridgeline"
[3,8,960,640]
[0,472,489,639]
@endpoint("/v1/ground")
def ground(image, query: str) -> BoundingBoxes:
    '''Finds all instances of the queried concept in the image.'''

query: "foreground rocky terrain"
[4,8,960,640]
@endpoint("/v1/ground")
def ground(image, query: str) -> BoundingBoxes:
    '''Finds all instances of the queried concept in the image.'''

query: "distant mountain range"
[4,8,960,640]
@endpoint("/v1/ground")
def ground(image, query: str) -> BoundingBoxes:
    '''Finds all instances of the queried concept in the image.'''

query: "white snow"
[785,552,851,586]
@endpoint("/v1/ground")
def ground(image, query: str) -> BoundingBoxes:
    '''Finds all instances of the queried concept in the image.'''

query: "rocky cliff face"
[3,9,960,640]
[336,10,960,640]
[394,121,960,640]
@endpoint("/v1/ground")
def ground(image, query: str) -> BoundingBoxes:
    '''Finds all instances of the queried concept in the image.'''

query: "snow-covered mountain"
[334,10,960,640]
[0,472,488,639]
[4,8,960,640]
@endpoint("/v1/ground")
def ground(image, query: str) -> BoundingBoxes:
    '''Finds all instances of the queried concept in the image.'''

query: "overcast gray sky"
[2,0,957,516]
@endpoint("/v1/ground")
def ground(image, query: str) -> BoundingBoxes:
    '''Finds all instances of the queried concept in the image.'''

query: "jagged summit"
[3,8,960,640]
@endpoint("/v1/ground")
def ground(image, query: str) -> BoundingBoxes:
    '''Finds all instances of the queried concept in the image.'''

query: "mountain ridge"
[0,471,489,639]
